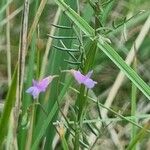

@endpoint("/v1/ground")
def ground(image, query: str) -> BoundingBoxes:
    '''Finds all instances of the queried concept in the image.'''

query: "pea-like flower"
[26,76,57,99]
[70,69,97,89]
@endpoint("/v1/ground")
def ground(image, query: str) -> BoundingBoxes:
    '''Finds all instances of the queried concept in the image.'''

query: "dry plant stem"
[138,98,150,114]
[14,0,29,147]
[40,7,61,78]
[6,5,11,86]
[0,5,23,27]
[0,0,33,27]
[27,0,48,47]
[101,15,150,119]
[108,125,123,150]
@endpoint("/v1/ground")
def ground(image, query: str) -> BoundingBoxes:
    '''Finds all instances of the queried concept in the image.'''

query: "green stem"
[74,85,85,150]
[74,85,90,150]
[131,56,137,150]
[25,102,36,150]
[74,122,80,150]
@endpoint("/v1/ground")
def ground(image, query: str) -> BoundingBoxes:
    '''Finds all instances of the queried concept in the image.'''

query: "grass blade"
[0,66,17,146]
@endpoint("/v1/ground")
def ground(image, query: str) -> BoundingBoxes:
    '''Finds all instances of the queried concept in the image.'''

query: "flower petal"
[32,87,40,99]
[83,78,97,89]
[38,76,53,92]
[26,86,40,99]
[32,79,38,86]
[73,70,86,84]
[26,87,34,93]
[26,76,56,99]
[85,70,93,78]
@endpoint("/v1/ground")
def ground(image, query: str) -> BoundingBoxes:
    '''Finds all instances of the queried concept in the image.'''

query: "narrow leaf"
[0,65,18,146]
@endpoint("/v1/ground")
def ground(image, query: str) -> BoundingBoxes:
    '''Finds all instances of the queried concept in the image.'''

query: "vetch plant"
[0,0,150,149]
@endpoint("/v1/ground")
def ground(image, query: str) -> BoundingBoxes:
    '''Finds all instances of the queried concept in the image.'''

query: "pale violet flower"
[26,76,57,99]
[70,70,97,89]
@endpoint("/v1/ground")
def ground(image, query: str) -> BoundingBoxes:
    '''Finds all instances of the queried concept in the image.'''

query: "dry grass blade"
[13,0,30,147]
[0,5,23,27]
[40,7,61,78]
[27,0,48,46]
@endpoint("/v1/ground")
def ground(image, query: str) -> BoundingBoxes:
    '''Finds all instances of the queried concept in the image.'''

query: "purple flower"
[70,70,97,89]
[26,76,56,99]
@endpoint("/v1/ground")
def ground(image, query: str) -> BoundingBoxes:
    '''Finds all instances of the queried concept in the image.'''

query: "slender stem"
[23,0,39,148]
[15,0,29,148]
[74,2,99,148]
[25,102,36,150]
[6,5,11,86]
[74,84,84,150]
[74,122,80,150]
[131,52,137,150]
[75,87,89,150]
[27,0,48,47]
